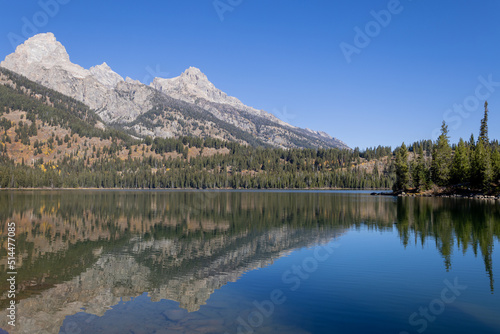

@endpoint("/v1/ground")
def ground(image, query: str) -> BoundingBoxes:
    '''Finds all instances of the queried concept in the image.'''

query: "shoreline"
[1,187,497,201]
[0,187,391,191]
[371,190,500,201]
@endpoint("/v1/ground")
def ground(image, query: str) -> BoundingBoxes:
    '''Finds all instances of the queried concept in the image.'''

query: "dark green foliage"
[471,140,493,189]
[412,145,429,191]
[359,145,392,160]
[394,101,498,194]
[0,67,134,144]
[409,139,433,154]
[394,143,410,191]
[492,149,500,182]
[479,101,489,144]
[0,117,12,130]
[431,122,452,186]
[0,139,395,189]
[451,138,470,184]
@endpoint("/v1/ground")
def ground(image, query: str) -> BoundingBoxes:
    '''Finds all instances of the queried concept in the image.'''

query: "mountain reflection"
[0,191,499,333]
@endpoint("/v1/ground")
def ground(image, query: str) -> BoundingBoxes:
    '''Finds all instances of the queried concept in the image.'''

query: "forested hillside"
[2,66,499,193]
[0,68,394,189]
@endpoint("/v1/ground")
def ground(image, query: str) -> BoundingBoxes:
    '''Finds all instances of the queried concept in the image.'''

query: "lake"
[0,190,499,334]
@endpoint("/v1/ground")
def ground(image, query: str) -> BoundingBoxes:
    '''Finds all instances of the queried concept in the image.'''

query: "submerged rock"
[163,308,188,321]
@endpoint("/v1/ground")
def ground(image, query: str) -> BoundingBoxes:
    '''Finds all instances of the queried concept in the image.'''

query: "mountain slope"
[151,66,287,125]
[1,33,153,123]
[1,33,350,149]
[0,66,130,141]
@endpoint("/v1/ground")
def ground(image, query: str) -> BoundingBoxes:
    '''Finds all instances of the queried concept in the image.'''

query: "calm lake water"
[0,190,499,334]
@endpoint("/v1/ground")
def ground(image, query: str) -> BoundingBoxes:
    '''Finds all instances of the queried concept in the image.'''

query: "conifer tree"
[431,122,452,186]
[472,139,493,189]
[471,101,493,189]
[469,134,476,149]
[451,138,470,184]
[394,143,410,191]
[412,145,428,191]
[479,101,489,144]
[491,148,500,182]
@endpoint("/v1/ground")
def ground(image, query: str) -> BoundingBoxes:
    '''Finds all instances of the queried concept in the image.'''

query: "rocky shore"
[371,191,500,201]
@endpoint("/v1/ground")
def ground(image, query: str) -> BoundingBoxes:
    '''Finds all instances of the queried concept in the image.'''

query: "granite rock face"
[1,33,154,123]
[151,67,283,123]
[1,33,350,149]
[89,62,124,89]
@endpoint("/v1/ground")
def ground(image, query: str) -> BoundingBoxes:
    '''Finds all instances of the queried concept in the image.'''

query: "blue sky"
[1,0,500,149]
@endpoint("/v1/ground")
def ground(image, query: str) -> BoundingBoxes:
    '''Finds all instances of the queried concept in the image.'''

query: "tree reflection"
[0,190,498,310]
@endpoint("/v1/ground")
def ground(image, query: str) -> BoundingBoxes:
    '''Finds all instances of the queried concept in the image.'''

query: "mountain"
[151,66,288,126]
[1,33,153,124]
[0,65,393,190]
[0,191,348,333]
[0,33,349,149]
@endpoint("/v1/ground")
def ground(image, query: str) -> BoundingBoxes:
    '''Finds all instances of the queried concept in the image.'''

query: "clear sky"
[1,0,499,149]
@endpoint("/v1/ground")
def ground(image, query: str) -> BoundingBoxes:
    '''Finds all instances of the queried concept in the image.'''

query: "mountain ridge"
[1,33,349,149]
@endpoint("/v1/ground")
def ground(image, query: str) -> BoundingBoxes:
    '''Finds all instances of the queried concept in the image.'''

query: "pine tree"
[469,133,476,149]
[472,139,493,189]
[471,101,493,190]
[479,101,489,144]
[451,138,470,184]
[431,121,452,186]
[492,148,500,182]
[373,163,379,176]
[412,145,428,191]
[394,142,410,192]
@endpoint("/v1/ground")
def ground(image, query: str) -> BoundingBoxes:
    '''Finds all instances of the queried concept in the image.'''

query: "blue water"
[60,226,500,334]
[0,191,498,334]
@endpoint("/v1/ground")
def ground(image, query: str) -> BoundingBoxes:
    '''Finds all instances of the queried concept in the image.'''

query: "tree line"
[0,141,394,189]
[394,102,500,193]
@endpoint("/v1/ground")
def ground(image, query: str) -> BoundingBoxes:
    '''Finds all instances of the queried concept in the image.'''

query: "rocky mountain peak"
[4,32,69,67]
[89,62,124,88]
[180,66,209,82]
[94,61,111,70]
[162,66,214,90]
[1,32,88,78]
[151,67,247,110]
